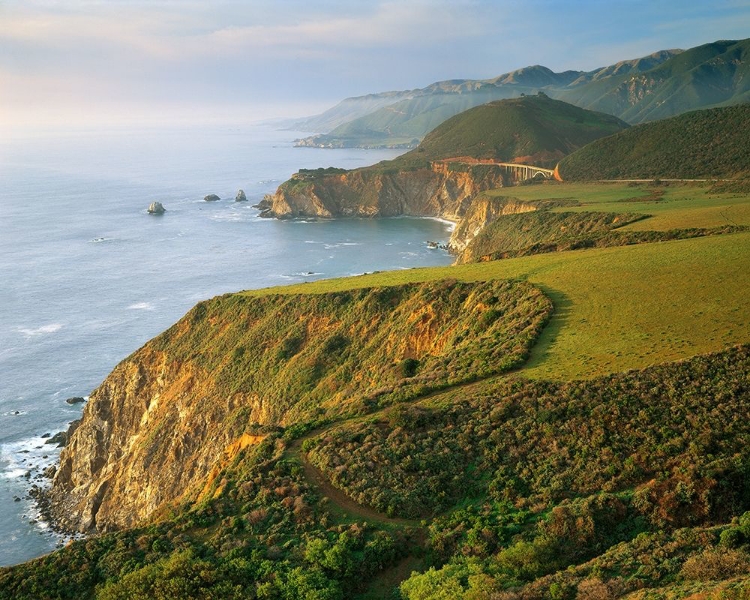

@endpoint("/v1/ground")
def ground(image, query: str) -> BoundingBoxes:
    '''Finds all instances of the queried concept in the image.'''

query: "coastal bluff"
[257,161,509,221]
[47,280,551,533]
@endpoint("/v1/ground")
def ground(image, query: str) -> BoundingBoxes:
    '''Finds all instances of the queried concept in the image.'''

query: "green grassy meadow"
[482,181,750,230]
[244,221,750,381]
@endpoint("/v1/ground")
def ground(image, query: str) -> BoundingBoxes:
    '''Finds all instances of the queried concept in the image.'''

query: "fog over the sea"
[1,0,749,129]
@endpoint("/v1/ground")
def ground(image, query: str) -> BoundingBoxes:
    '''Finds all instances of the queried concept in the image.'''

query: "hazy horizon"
[2,0,750,131]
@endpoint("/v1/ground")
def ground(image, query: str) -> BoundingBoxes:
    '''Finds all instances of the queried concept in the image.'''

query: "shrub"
[400,358,420,378]
[720,528,745,549]
[681,548,750,581]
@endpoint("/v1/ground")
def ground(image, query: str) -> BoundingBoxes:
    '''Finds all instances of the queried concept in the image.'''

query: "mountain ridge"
[291,49,680,139]
[294,38,750,149]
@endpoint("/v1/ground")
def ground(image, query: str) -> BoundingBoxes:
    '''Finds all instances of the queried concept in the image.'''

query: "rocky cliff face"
[260,162,509,221]
[448,195,539,253]
[48,281,552,534]
[48,346,262,533]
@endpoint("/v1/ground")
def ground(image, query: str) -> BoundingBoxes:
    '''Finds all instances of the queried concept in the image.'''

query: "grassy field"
[243,230,750,381]
[482,181,750,230]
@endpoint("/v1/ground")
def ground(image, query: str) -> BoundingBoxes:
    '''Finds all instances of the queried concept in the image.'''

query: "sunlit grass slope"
[244,231,750,381]
[483,181,750,230]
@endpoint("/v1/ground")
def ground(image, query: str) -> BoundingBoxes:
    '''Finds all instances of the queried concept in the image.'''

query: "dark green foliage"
[322,333,349,355]
[277,333,304,360]
[720,528,746,549]
[387,95,628,169]
[309,346,750,523]
[399,358,420,378]
[558,104,750,181]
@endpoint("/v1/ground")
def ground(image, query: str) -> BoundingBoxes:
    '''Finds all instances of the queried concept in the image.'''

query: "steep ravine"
[48,280,552,533]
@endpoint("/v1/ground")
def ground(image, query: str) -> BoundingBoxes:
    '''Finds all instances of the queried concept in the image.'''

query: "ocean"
[0,124,453,566]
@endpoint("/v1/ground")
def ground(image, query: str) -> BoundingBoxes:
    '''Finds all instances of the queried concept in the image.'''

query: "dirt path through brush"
[285,377,494,526]
[288,437,419,526]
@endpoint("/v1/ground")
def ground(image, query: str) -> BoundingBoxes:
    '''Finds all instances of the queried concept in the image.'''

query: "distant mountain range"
[292,38,750,149]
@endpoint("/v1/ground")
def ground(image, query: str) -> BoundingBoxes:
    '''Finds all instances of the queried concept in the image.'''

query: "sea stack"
[235,189,247,202]
[204,194,221,202]
[147,202,166,214]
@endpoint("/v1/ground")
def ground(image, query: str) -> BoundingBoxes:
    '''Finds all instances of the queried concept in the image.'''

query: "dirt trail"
[285,377,494,526]
[288,437,419,526]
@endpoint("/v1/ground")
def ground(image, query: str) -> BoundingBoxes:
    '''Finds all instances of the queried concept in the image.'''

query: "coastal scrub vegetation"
[457,205,747,263]
[307,345,750,521]
[1,432,415,599]
[2,345,748,599]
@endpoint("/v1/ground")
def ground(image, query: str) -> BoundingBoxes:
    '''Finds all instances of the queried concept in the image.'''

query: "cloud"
[1,0,749,127]
[0,0,489,63]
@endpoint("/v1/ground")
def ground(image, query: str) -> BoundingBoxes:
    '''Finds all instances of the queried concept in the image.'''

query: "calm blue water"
[0,125,453,566]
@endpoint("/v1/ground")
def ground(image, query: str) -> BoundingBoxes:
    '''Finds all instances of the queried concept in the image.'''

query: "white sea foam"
[2,410,28,417]
[324,242,362,249]
[16,324,63,337]
[127,302,155,311]
[412,215,457,231]
[0,435,61,481]
[210,212,245,222]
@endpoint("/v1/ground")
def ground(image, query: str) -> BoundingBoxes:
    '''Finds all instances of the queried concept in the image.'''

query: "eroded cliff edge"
[48,280,552,533]
[258,161,509,221]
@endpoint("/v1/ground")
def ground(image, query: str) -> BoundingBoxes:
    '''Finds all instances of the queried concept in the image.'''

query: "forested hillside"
[557,105,750,181]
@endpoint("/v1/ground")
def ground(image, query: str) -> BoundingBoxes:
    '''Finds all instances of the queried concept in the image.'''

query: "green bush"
[400,358,420,378]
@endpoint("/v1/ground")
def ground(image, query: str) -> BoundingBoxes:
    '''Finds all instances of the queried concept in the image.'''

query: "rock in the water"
[45,420,80,448]
[65,396,86,405]
[43,465,57,479]
[204,194,220,202]
[235,189,247,202]
[147,201,166,214]
[45,432,67,447]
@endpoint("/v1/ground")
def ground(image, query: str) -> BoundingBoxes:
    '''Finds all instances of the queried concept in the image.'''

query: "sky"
[1,0,749,129]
